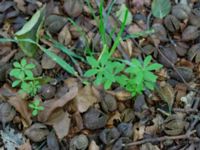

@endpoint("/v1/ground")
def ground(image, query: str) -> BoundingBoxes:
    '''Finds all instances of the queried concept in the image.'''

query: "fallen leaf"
[46,109,71,140]
[38,78,78,122]
[74,85,98,113]
[24,123,49,142]
[47,132,59,150]
[107,111,121,127]
[8,96,32,126]
[156,82,175,111]
[58,25,72,46]
[89,140,99,150]
[140,143,160,150]
[18,140,32,150]
[133,123,145,141]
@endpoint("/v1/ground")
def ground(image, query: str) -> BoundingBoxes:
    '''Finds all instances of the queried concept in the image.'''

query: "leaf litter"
[1,0,200,149]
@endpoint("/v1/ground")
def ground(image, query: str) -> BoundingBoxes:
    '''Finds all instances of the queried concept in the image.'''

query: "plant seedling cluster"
[28,99,44,116]
[10,58,44,116]
[10,58,41,96]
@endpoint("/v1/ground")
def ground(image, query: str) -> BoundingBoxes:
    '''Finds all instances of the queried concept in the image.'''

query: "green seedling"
[84,50,125,89]
[10,58,41,96]
[124,56,163,96]
[28,99,44,116]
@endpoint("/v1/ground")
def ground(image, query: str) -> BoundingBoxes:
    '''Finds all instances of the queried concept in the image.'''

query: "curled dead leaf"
[38,78,78,122]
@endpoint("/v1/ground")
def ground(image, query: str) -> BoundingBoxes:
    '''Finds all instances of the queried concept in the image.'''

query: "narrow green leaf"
[144,56,152,67]
[84,69,98,77]
[12,80,21,87]
[25,64,35,69]
[145,81,155,90]
[13,62,21,68]
[104,80,112,89]
[86,56,99,67]
[116,4,132,25]
[152,0,171,19]
[146,63,163,71]
[144,71,157,82]
[25,70,33,77]
[10,69,21,77]
[40,47,77,76]
[32,110,38,116]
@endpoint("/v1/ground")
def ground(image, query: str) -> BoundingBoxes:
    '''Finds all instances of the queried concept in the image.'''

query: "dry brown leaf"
[8,96,32,126]
[133,123,145,141]
[107,111,121,127]
[58,25,72,45]
[46,109,71,140]
[140,143,160,150]
[107,89,132,101]
[14,0,26,12]
[38,78,78,122]
[89,140,99,150]
[145,114,164,135]
[74,85,98,113]
[18,140,32,150]
[156,82,175,110]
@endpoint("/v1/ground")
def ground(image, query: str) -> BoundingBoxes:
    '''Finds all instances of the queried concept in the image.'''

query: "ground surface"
[1,0,200,150]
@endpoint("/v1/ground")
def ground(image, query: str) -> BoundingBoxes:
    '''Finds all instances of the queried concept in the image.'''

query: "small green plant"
[124,56,163,96]
[84,50,125,89]
[28,99,44,116]
[10,58,41,96]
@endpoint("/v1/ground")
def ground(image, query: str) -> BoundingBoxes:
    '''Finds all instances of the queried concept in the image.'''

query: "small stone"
[99,127,120,145]
[40,84,56,99]
[172,4,191,20]
[101,94,117,112]
[196,123,200,138]
[83,108,108,130]
[164,15,180,32]
[117,123,133,137]
[0,102,16,123]
[182,26,199,41]
[158,46,177,68]
[70,134,89,150]
[64,0,83,18]
[27,58,42,76]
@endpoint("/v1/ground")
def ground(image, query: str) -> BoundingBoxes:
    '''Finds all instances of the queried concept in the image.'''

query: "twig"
[156,46,198,93]
[173,108,198,113]
[122,130,196,147]
[186,98,200,133]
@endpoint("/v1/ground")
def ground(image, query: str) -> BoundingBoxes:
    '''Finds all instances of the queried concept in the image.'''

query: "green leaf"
[104,80,112,89]
[99,51,110,66]
[12,80,21,87]
[13,62,21,68]
[152,0,171,19]
[25,63,35,69]
[116,4,132,25]
[32,110,38,116]
[41,47,77,76]
[144,71,157,82]
[116,75,128,86]
[10,69,21,77]
[84,69,98,77]
[25,70,33,77]
[104,70,115,82]
[145,81,155,90]
[125,66,140,74]
[21,58,27,67]
[15,6,45,57]
[33,99,40,106]
[28,103,35,109]
[146,63,163,71]
[86,56,99,67]
[94,73,103,86]
[144,56,152,67]
[131,59,142,68]
[37,106,44,111]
